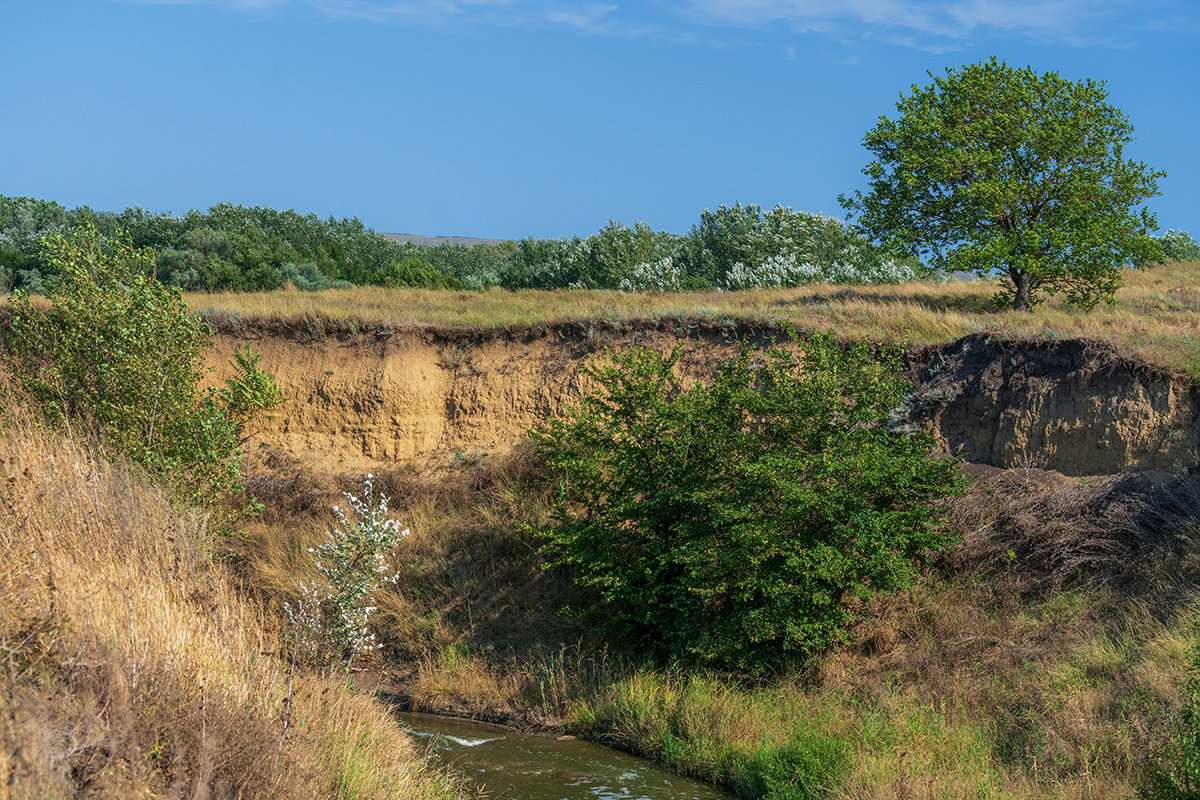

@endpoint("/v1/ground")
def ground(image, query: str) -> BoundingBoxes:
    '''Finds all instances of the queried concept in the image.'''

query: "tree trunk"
[1011,270,1032,312]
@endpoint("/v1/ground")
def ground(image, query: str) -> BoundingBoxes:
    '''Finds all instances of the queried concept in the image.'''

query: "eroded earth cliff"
[206,321,1200,476]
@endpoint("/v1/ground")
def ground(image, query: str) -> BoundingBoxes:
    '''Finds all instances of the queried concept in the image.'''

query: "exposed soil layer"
[907,334,1199,474]
[206,322,1200,476]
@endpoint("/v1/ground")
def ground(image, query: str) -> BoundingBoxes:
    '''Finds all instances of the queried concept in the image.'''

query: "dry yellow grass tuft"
[185,261,1200,373]
[0,407,461,799]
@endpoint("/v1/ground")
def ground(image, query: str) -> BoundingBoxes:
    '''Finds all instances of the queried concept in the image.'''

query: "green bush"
[1158,230,1200,264]
[2,223,251,507]
[273,261,352,291]
[371,256,462,289]
[534,330,965,671]
[735,731,851,800]
[1142,621,1200,799]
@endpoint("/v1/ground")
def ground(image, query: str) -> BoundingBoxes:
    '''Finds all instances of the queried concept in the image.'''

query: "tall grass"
[186,261,1200,374]
[0,405,463,799]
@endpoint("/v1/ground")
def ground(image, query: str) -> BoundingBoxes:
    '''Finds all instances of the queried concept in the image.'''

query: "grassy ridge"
[188,260,1200,374]
[0,406,463,799]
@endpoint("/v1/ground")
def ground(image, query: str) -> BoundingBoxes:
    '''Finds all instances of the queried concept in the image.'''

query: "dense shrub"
[675,204,923,290]
[371,255,462,289]
[418,240,515,290]
[273,261,352,291]
[2,223,262,507]
[534,330,965,670]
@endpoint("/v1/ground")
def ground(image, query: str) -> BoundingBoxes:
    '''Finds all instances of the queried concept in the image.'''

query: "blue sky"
[4,1,1198,239]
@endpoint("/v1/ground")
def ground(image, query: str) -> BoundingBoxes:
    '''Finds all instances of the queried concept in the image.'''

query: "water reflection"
[398,712,733,800]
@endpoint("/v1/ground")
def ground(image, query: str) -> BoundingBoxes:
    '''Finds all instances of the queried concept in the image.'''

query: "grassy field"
[188,261,1200,374]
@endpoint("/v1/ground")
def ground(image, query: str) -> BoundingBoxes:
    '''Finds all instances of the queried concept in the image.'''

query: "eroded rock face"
[904,335,1200,475]
[207,326,1200,476]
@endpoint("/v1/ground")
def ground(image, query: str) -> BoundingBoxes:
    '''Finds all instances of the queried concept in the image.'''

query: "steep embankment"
[207,321,1200,476]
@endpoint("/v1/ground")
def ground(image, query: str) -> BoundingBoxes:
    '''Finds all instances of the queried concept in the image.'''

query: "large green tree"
[841,57,1164,311]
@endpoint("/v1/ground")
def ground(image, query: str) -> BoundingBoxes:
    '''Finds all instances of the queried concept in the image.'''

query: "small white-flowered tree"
[285,474,408,668]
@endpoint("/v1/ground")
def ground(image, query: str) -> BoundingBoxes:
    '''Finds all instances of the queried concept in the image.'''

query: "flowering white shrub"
[619,257,684,292]
[722,255,817,289]
[720,251,919,290]
[285,474,408,667]
[1157,229,1200,263]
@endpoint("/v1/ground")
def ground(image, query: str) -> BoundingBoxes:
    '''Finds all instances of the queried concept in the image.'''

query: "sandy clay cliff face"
[206,324,1200,477]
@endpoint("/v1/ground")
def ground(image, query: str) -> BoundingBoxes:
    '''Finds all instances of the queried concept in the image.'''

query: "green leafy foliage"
[220,345,285,435]
[2,222,244,507]
[841,57,1164,311]
[371,256,463,289]
[272,261,352,291]
[1142,622,1200,800]
[534,331,965,670]
[1153,230,1200,265]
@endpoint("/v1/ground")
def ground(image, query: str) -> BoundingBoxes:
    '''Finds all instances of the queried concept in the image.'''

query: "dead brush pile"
[949,465,1200,603]
[0,410,460,800]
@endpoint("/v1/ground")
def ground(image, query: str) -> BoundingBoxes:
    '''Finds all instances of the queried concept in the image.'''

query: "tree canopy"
[534,332,964,671]
[841,57,1164,311]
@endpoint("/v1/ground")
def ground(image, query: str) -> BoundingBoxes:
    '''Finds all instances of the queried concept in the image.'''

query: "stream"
[397,712,735,800]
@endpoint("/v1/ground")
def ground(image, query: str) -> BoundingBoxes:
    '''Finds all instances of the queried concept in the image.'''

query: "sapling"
[285,474,408,668]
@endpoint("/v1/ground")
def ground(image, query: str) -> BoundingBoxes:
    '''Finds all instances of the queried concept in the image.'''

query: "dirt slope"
[206,323,1200,476]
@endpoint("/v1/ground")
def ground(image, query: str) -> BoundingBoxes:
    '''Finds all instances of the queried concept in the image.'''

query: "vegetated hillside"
[204,319,1200,477]
[0,405,462,799]
[224,328,1200,799]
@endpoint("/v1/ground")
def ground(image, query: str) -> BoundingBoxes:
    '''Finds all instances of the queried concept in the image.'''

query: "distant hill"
[382,233,508,247]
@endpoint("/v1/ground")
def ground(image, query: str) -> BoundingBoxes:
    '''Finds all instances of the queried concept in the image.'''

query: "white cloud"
[674,0,1146,46]
[544,5,620,32]
[113,0,1180,48]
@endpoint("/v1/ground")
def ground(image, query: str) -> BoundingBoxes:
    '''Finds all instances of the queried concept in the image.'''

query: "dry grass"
[948,467,1200,602]
[0,407,463,799]
[185,261,1200,373]
[236,444,578,663]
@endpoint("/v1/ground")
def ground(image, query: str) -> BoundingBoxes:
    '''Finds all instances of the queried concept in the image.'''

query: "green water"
[398,712,734,800]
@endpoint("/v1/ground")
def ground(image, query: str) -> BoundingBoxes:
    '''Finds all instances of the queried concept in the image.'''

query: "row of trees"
[0,197,925,294]
[0,198,437,293]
